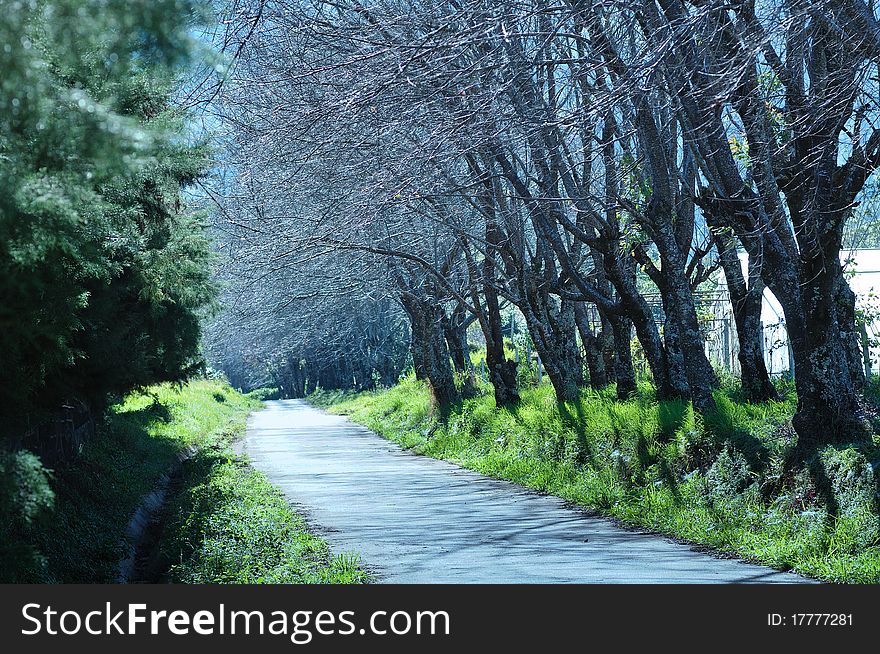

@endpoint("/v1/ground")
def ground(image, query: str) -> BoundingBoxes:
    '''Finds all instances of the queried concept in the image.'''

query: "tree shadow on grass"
[634,433,682,502]
[702,403,771,474]
[31,401,182,582]
[557,401,596,465]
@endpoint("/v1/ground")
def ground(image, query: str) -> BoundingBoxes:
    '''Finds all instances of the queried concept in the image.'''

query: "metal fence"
[475,289,875,384]
[578,290,801,379]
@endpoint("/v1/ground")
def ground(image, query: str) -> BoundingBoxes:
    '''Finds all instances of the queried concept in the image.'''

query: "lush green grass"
[159,415,368,584]
[3,380,259,582]
[313,376,880,583]
[2,379,367,583]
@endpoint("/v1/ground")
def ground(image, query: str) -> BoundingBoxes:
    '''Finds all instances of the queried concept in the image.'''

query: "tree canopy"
[205,0,880,463]
[0,0,215,437]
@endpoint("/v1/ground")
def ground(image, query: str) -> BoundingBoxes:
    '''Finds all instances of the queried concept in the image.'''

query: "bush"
[820,446,880,551]
[0,449,55,582]
[1,3,215,434]
[246,387,283,401]
[703,446,754,505]
[821,447,877,516]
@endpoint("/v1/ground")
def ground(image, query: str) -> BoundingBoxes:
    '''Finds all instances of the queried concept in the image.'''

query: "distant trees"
[206,0,880,464]
[204,257,410,396]
[0,0,215,441]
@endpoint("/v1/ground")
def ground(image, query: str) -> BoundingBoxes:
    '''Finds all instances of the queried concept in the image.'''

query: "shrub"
[821,447,877,515]
[820,446,880,551]
[704,446,754,504]
[0,449,55,582]
[246,387,283,401]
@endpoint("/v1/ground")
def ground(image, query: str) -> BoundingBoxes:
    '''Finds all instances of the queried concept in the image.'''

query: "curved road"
[245,399,808,583]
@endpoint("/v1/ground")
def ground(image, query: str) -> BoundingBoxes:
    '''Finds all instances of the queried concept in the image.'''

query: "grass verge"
[158,413,368,583]
[3,379,366,583]
[312,377,880,583]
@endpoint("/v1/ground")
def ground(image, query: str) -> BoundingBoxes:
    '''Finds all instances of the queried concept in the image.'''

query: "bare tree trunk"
[401,291,459,411]
[712,229,778,401]
[574,302,608,389]
[463,169,521,407]
[409,323,427,381]
[786,262,868,461]
[610,313,637,399]
[603,249,688,401]
[600,312,618,386]
[482,282,520,406]
[834,271,866,391]
[740,230,871,462]
[520,283,582,403]
[443,304,476,396]
[650,223,719,413]
[443,315,469,374]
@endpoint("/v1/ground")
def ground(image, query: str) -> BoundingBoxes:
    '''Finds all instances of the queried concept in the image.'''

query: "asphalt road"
[245,399,809,583]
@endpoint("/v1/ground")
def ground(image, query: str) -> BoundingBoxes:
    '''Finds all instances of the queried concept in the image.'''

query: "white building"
[712,248,880,377]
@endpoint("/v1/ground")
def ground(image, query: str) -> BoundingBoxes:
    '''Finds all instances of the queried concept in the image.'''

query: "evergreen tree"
[0,0,214,436]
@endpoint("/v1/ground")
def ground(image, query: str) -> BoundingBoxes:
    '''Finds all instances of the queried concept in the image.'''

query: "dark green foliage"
[704,447,754,505]
[245,387,284,401]
[821,447,878,518]
[0,449,55,581]
[818,447,880,552]
[0,0,214,438]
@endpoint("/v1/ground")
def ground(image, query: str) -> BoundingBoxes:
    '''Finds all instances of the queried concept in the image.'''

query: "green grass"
[3,379,367,583]
[161,457,367,583]
[312,376,880,583]
[159,407,368,584]
[5,379,258,582]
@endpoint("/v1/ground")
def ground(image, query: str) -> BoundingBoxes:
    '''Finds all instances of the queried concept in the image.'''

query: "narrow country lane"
[245,400,810,583]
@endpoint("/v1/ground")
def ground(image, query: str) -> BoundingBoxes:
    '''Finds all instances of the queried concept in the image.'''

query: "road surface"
[245,399,809,583]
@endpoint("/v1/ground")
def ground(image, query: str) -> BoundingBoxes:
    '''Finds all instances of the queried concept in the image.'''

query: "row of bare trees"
[206,0,880,462]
